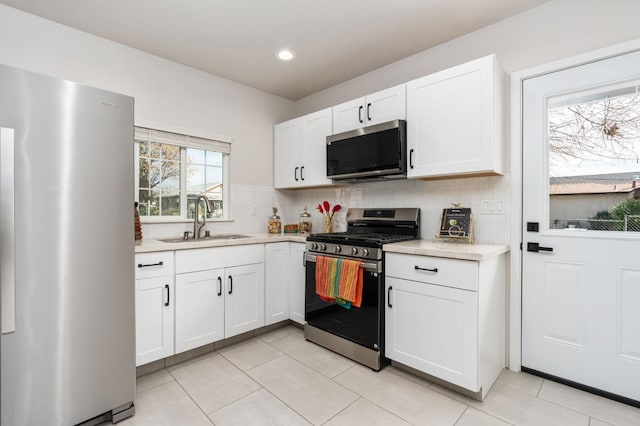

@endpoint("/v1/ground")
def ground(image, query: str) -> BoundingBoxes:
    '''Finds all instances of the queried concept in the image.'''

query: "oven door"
[304,252,383,350]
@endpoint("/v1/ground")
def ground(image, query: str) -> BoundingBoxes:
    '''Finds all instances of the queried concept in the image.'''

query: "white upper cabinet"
[406,55,504,179]
[274,108,333,189]
[332,84,406,134]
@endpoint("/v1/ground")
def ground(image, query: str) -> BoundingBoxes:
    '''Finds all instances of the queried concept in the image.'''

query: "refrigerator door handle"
[1,127,16,334]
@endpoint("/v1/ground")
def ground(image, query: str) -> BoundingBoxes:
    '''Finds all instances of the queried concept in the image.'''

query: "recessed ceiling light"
[277,49,295,61]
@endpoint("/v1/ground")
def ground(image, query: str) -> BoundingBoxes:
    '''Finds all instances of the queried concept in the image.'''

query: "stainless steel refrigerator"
[0,64,135,425]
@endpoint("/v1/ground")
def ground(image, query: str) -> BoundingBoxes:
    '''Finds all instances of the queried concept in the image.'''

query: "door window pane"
[547,84,640,231]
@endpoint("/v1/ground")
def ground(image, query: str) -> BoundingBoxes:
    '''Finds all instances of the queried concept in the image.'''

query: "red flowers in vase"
[316,201,341,233]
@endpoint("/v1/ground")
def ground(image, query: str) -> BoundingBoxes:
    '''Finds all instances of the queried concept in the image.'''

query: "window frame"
[134,125,231,223]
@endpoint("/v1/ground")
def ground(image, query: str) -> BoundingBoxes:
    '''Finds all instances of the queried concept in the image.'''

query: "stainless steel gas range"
[304,208,420,370]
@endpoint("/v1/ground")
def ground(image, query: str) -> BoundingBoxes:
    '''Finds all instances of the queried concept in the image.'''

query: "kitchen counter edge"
[135,233,308,253]
[383,240,509,261]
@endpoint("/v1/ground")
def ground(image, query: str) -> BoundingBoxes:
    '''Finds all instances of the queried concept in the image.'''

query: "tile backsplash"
[142,174,510,245]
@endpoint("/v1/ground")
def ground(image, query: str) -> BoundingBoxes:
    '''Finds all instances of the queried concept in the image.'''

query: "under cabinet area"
[274,108,333,189]
[135,251,174,366]
[174,245,265,354]
[406,54,504,179]
[332,84,406,133]
[385,250,506,400]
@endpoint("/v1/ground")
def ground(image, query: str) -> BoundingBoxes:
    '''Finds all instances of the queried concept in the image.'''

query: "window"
[547,82,640,232]
[135,127,230,220]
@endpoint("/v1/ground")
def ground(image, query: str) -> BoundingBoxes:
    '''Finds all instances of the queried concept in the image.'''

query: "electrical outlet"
[480,200,504,215]
[251,205,257,216]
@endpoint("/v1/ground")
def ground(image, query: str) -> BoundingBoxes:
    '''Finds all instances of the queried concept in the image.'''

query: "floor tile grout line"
[165,366,216,425]
[243,351,334,425]
[204,387,265,420]
[535,392,612,423]
[535,377,636,421]
[257,327,358,380]
[453,405,471,426]
[318,396,363,425]
[134,368,176,395]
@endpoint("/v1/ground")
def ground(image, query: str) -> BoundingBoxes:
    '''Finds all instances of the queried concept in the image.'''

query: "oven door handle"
[304,252,380,273]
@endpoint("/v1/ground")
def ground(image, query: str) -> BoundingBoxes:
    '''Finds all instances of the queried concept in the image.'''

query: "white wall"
[0,4,294,187]
[295,0,640,115]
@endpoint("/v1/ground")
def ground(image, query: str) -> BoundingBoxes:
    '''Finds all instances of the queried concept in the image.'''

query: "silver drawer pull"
[415,265,438,273]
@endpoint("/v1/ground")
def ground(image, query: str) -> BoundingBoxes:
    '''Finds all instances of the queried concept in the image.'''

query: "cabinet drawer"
[175,244,265,273]
[135,251,174,279]
[385,253,478,291]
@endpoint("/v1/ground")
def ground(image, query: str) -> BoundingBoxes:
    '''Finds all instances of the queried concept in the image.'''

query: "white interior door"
[522,50,640,403]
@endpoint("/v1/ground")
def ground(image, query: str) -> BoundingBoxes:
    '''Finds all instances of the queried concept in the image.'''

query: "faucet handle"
[204,230,211,238]
[183,231,192,240]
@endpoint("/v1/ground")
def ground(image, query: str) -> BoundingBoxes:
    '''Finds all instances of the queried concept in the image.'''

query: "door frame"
[509,38,640,371]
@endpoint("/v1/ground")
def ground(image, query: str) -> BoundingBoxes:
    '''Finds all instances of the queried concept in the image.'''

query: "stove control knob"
[320,244,327,251]
[335,245,342,253]
[362,248,369,257]
[351,247,358,255]
[311,243,318,250]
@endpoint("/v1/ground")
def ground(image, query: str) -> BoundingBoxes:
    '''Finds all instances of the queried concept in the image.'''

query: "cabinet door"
[135,276,174,366]
[407,55,501,178]
[300,108,332,187]
[225,263,265,337]
[332,96,365,133]
[265,243,290,325]
[289,243,306,325]
[365,84,406,126]
[274,118,302,188]
[175,268,225,353]
[385,277,478,391]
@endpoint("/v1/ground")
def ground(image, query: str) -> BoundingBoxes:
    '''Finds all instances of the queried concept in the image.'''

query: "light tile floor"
[121,326,640,426]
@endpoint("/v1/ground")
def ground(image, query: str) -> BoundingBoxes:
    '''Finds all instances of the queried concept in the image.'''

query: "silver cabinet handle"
[1,128,16,334]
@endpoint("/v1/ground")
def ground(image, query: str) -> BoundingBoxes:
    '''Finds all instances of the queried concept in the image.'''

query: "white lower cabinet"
[385,252,506,399]
[224,263,265,337]
[289,242,306,325]
[385,276,478,390]
[174,268,224,353]
[265,242,290,325]
[174,245,265,354]
[135,251,174,366]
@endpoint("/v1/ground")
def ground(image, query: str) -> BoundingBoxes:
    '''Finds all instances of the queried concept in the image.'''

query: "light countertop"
[135,233,307,253]
[136,234,510,261]
[383,240,509,261]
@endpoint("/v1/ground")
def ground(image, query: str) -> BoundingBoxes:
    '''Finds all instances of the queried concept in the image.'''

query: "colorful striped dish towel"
[315,256,363,308]
[338,258,363,308]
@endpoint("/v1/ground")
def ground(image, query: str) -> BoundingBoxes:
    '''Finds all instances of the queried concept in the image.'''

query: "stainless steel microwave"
[326,119,407,182]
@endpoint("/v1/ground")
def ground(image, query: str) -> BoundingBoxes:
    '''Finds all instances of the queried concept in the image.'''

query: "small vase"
[323,216,333,233]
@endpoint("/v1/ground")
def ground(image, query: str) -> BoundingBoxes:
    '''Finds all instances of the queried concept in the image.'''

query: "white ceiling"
[1,0,549,100]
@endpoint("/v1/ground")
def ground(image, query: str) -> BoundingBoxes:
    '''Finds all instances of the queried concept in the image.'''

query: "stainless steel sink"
[159,234,253,243]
